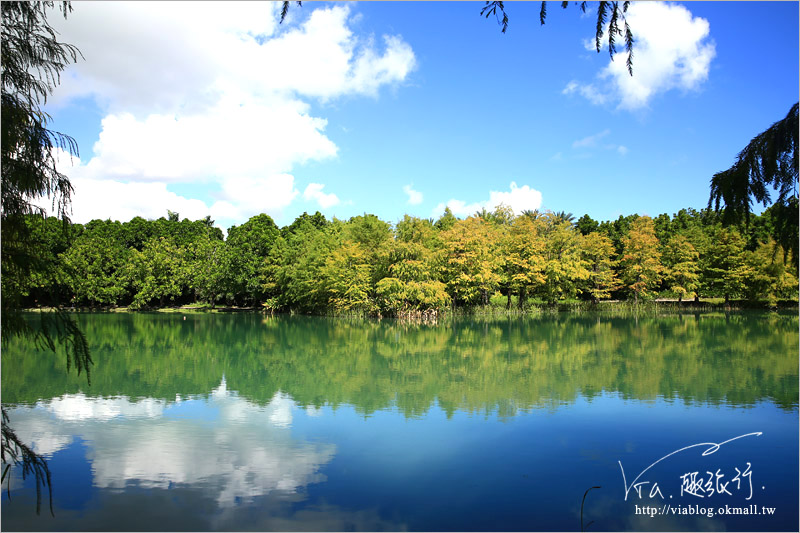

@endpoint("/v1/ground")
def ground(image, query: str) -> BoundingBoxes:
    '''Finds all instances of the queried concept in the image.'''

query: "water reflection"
[3,312,798,413]
[1,312,797,531]
[7,379,336,508]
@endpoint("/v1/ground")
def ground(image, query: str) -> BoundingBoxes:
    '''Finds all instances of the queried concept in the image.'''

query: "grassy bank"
[24,297,798,317]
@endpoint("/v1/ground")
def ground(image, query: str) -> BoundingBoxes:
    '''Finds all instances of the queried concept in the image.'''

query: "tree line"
[11,203,797,314]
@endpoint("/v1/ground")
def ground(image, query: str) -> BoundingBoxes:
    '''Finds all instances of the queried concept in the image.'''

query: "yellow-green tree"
[621,216,663,303]
[375,217,449,313]
[743,239,798,305]
[501,215,546,308]
[538,213,589,304]
[321,240,373,312]
[441,217,502,305]
[662,234,700,302]
[580,232,619,302]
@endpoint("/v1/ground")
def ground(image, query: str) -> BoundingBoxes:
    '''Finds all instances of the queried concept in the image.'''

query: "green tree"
[576,214,599,235]
[185,236,228,308]
[702,227,753,303]
[61,233,129,306]
[434,206,458,231]
[262,219,338,312]
[126,237,187,309]
[225,214,280,305]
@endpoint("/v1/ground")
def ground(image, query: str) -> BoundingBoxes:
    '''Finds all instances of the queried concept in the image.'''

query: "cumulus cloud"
[303,183,340,209]
[432,182,542,218]
[403,184,423,205]
[563,2,715,110]
[43,3,416,228]
[42,150,301,225]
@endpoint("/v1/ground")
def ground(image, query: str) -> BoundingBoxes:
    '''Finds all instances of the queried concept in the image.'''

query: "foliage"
[620,216,663,302]
[62,233,130,306]
[8,206,800,314]
[225,214,280,305]
[441,217,502,305]
[481,1,634,75]
[702,227,753,302]
[539,214,589,304]
[576,214,599,236]
[661,234,700,301]
[126,237,187,309]
[1,2,91,510]
[1,410,53,516]
[4,312,797,418]
[501,215,546,308]
[433,207,457,232]
[580,232,619,302]
[322,240,374,312]
[709,103,799,265]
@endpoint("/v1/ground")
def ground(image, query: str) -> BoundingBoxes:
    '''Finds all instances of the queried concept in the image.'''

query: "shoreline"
[22,298,800,316]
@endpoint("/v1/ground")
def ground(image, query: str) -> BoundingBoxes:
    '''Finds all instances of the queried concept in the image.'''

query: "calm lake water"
[1,311,798,531]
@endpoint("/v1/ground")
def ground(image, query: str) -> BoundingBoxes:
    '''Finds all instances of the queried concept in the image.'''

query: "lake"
[1,311,797,531]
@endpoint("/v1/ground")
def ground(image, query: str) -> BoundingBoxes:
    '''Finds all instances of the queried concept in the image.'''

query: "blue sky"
[43,1,798,231]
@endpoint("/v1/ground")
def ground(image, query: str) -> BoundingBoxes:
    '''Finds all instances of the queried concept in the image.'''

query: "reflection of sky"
[4,389,797,531]
[7,378,336,508]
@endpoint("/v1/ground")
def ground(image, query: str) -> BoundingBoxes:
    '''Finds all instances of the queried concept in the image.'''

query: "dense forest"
[8,202,796,315]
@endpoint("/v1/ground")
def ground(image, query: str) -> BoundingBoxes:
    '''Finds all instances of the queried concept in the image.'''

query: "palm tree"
[521,209,542,221]
[552,211,576,225]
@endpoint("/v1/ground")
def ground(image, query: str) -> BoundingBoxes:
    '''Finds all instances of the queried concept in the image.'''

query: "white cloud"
[572,129,611,149]
[303,183,340,209]
[563,2,715,110]
[432,182,542,218]
[44,3,416,227]
[43,150,300,227]
[403,184,423,205]
[8,382,337,509]
[562,80,608,105]
[568,130,628,158]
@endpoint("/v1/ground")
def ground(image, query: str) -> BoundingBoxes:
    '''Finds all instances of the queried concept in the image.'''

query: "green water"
[1,311,798,531]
